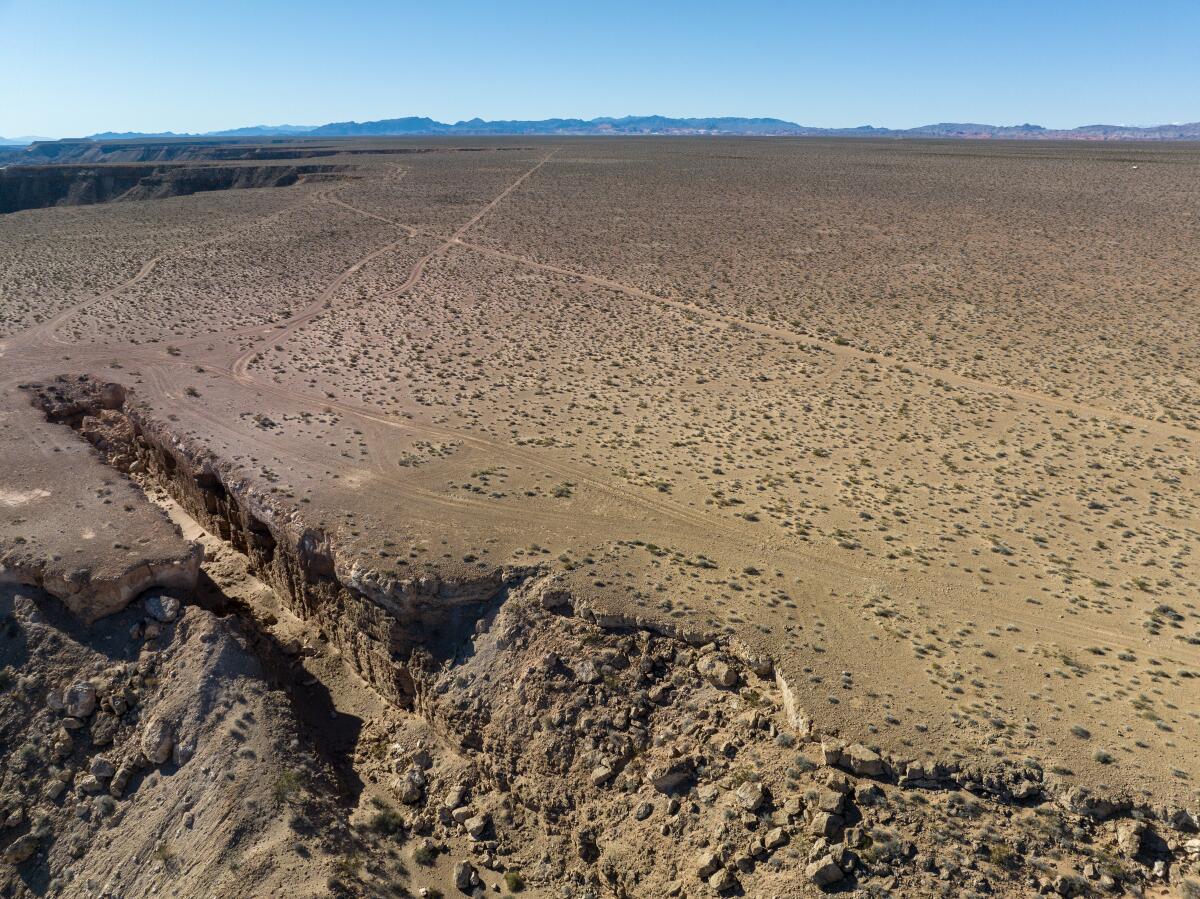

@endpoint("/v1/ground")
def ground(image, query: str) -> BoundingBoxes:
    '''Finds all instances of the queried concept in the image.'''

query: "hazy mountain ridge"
[23,115,1200,142]
[0,135,54,145]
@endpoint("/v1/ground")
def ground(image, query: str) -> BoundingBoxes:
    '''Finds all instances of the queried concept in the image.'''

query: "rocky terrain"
[0,163,349,214]
[1,136,1199,897]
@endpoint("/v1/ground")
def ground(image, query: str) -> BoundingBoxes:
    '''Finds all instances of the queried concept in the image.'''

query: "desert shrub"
[503,871,526,891]
[413,844,437,866]
[371,806,405,837]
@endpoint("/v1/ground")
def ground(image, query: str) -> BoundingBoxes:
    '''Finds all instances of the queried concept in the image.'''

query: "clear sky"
[2,0,1197,138]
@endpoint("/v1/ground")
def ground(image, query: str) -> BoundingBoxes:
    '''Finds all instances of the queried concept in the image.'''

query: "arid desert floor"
[1,137,1199,898]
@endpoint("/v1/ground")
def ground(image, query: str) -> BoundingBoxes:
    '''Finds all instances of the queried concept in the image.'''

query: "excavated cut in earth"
[0,163,351,214]
[25,376,534,708]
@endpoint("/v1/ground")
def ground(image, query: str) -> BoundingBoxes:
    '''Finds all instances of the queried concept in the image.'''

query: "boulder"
[696,654,739,689]
[395,768,425,805]
[844,743,884,777]
[109,764,136,799]
[64,682,97,718]
[1,833,38,865]
[77,775,105,794]
[806,853,844,887]
[1169,808,1198,833]
[453,860,477,891]
[140,715,174,765]
[820,739,847,766]
[695,850,722,878]
[735,780,766,812]
[1116,820,1145,859]
[648,757,693,793]
[90,712,120,747]
[1055,786,1127,821]
[442,783,468,810]
[572,659,601,684]
[810,811,843,840]
[816,787,845,814]
[708,867,738,892]
[464,813,489,840]
[143,593,181,623]
[591,765,614,787]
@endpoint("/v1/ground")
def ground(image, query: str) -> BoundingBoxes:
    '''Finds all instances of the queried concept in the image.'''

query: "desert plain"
[0,136,1198,898]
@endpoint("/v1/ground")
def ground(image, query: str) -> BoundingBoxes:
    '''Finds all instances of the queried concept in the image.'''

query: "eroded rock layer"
[26,376,532,707]
[0,163,349,214]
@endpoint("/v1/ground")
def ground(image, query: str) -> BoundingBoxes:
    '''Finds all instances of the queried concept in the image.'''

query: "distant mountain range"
[7,116,1200,144]
[0,135,53,145]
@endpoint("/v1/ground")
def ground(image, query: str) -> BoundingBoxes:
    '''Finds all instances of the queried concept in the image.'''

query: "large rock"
[1117,820,1145,859]
[695,849,722,878]
[453,860,477,891]
[708,867,738,892]
[648,757,694,793]
[1055,786,1127,821]
[77,775,105,794]
[696,654,739,689]
[572,658,601,684]
[109,764,136,798]
[140,714,174,765]
[820,739,846,766]
[64,682,97,718]
[810,811,844,840]
[464,813,489,840]
[1169,809,1198,833]
[735,780,766,812]
[844,743,884,777]
[395,768,425,805]
[806,853,844,887]
[1,833,38,865]
[816,787,845,814]
[143,593,181,623]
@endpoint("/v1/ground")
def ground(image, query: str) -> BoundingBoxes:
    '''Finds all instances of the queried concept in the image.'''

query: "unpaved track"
[6,143,1176,655]
[325,186,1192,442]
[6,141,1199,811]
[228,151,557,382]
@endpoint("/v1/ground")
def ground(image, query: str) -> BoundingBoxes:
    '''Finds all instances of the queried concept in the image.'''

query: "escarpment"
[26,376,535,707]
[18,373,1200,898]
[0,162,350,214]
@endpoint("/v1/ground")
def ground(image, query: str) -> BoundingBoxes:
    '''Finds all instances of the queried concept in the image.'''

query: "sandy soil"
[1,137,1198,898]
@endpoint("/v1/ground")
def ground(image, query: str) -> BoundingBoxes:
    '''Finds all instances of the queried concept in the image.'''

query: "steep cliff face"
[21,377,1200,899]
[26,378,533,708]
[15,141,344,163]
[0,163,349,214]
[11,140,508,164]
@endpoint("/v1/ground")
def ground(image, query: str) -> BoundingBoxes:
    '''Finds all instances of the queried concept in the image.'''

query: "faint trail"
[9,149,1187,657]
[15,184,342,348]
[325,180,1191,440]
[35,256,163,346]
[138,350,1179,657]
[443,241,1195,441]
[228,150,558,380]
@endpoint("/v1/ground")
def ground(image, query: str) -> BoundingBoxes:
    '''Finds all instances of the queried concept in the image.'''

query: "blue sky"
[2,0,1197,137]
